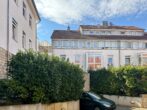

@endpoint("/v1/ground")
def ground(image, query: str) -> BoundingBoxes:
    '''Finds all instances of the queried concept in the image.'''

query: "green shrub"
[89,66,147,97]
[89,68,120,95]
[0,50,84,105]
[0,79,28,105]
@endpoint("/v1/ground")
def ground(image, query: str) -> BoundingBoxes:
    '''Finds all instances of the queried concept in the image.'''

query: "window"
[121,31,125,34]
[75,54,81,64]
[105,41,111,49]
[29,15,32,27]
[87,53,102,70]
[94,41,99,49]
[125,42,132,48]
[99,41,105,49]
[54,41,61,48]
[108,55,113,67]
[22,31,26,48]
[133,42,139,49]
[12,18,17,41]
[23,2,26,18]
[29,39,32,49]
[111,42,117,49]
[60,55,66,60]
[86,41,91,48]
[125,56,131,65]
[73,41,78,48]
[141,54,147,66]
[79,41,85,48]
[63,40,70,48]
[145,43,147,48]
[90,31,94,34]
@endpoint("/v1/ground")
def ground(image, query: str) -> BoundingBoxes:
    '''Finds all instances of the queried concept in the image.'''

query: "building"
[52,22,147,71]
[38,41,52,55]
[0,0,40,78]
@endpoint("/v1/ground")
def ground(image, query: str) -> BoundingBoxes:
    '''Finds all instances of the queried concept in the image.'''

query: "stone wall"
[0,47,8,79]
[83,73,90,91]
[142,94,147,108]
[0,100,79,110]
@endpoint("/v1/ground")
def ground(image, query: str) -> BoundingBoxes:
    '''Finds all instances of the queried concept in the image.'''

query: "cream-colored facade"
[52,23,147,71]
[0,0,40,78]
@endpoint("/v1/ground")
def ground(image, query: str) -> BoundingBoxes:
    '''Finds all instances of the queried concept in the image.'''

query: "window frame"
[125,56,131,65]
[23,2,27,18]
[29,14,32,27]
[12,18,18,42]
[29,39,32,49]
[22,31,26,48]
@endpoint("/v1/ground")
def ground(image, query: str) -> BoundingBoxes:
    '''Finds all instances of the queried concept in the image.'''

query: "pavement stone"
[116,105,147,110]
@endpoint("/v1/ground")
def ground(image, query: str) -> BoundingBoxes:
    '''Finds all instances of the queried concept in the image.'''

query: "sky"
[35,0,147,43]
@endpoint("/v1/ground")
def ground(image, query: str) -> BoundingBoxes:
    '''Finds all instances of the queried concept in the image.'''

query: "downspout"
[6,0,10,78]
[35,20,41,51]
[118,40,121,67]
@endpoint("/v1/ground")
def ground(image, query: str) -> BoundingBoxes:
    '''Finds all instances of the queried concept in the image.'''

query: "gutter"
[6,0,10,78]
[32,0,41,22]
[31,0,41,50]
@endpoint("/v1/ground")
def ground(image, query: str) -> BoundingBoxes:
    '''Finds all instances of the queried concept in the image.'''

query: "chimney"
[67,25,70,31]
[102,21,108,27]
[109,22,113,26]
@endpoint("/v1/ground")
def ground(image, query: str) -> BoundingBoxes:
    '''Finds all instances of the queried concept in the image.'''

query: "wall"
[103,95,142,107]
[142,94,147,108]
[0,101,79,110]
[53,48,147,70]
[0,0,7,50]
[0,0,39,78]
[0,0,38,55]
[83,73,90,92]
[0,47,8,79]
[8,0,37,54]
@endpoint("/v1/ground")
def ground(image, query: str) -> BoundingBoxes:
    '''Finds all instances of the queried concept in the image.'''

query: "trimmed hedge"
[0,50,84,105]
[89,66,147,97]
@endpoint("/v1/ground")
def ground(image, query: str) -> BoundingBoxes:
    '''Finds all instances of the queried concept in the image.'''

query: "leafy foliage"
[0,50,84,105]
[90,66,147,96]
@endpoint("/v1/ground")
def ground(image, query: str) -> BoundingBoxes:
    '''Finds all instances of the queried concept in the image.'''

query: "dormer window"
[90,31,94,34]
[121,32,125,34]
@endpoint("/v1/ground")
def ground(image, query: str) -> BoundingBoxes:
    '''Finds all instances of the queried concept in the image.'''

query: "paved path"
[116,106,146,110]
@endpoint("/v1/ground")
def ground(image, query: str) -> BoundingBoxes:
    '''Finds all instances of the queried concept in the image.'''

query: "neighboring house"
[0,0,40,78]
[52,21,147,71]
[38,41,52,55]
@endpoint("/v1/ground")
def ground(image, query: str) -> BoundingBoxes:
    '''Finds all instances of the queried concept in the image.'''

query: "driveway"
[116,105,146,110]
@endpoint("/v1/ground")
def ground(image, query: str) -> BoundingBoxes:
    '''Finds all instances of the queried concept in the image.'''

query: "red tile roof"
[51,30,147,40]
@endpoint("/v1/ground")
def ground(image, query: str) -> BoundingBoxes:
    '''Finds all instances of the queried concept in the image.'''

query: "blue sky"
[35,0,147,43]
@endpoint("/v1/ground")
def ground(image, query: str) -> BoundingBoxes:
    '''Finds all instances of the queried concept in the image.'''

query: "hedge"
[89,66,147,97]
[0,50,84,105]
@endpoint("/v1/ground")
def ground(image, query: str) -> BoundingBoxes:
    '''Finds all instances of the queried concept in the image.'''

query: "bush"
[89,66,147,97]
[89,68,120,95]
[0,50,84,105]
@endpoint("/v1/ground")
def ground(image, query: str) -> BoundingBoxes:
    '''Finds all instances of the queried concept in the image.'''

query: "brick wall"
[0,47,8,79]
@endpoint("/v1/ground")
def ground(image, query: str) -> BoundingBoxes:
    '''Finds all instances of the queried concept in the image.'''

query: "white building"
[52,22,147,71]
[38,41,52,55]
[0,0,40,78]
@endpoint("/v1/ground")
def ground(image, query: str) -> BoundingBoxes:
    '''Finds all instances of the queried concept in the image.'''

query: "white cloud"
[35,0,147,24]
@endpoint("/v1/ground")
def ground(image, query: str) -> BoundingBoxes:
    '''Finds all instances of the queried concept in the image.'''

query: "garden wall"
[0,100,79,110]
